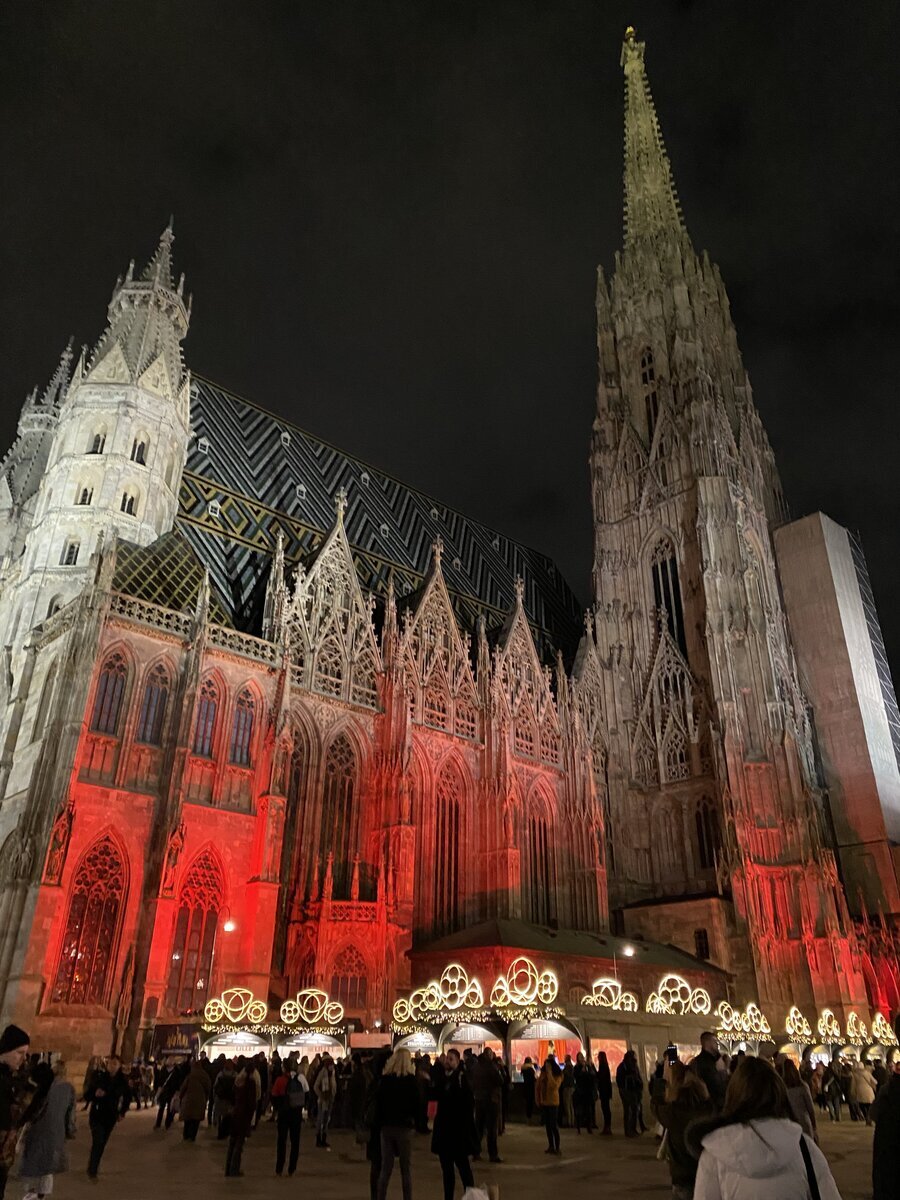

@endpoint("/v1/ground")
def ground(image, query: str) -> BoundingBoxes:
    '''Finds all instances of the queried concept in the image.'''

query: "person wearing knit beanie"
[0,1026,29,1062]
[0,1023,30,1200]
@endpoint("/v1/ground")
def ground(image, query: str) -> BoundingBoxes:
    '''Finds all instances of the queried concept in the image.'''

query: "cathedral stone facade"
[0,30,897,1060]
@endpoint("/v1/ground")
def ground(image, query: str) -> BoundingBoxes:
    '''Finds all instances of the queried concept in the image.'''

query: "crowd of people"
[0,1020,899,1199]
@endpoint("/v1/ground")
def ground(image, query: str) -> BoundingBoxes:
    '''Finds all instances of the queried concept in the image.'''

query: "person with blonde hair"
[374,1048,418,1200]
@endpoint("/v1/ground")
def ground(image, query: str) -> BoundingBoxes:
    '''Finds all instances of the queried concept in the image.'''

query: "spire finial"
[432,536,444,567]
[334,487,348,523]
[140,221,176,289]
[620,29,686,249]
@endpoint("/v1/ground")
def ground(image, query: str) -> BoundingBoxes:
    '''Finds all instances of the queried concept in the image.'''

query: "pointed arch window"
[640,349,659,439]
[32,660,57,742]
[51,836,125,1005]
[525,805,553,926]
[433,762,464,936]
[60,540,80,566]
[90,652,128,736]
[696,801,721,871]
[130,437,148,465]
[192,678,219,758]
[165,851,222,1013]
[88,430,106,455]
[650,537,687,658]
[75,486,93,506]
[136,664,170,745]
[455,697,477,740]
[424,682,449,730]
[120,492,137,516]
[315,638,343,698]
[318,735,356,897]
[330,945,368,1014]
[228,688,255,766]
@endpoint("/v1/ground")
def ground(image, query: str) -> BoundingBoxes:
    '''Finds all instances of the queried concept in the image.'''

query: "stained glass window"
[192,678,218,757]
[90,653,127,736]
[51,836,125,1005]
[433,762,463,936]
[165,851,222,1013]
[525,808,553,926]
[228,688,255,766]
[318,735,356,897]
[136,664,169,745]
[330,945,367,1013]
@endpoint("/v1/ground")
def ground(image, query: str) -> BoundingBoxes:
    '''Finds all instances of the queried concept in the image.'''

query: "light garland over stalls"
[716,1000,771,1039]
[845,1012,869,1045]
[392,963,484,1027]
[785,1007,813,1042]
[391,957,560,1029]
[280,988,345,1028]
[583,977,639,1012]
[204,987,268,1025]
[646,974,711,1017]
[871,1012,898,1047]
[817,1009,842,1043]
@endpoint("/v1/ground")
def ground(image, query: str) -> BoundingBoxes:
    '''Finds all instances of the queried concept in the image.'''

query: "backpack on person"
[286,1075,308,1110]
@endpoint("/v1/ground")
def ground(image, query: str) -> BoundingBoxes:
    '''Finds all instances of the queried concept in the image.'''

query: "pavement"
[48,1105,874,1199]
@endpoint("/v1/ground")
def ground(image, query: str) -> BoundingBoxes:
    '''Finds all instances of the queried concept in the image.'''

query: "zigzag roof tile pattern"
[172,377,583,658]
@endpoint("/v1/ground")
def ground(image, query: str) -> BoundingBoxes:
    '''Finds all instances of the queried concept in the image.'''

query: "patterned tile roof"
[169,377,584,658]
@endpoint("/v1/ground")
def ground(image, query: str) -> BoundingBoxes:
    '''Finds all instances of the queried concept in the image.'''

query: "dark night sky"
[1,3,898,666]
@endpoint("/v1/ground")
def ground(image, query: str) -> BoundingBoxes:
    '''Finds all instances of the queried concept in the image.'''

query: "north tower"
[577,29,868,1020]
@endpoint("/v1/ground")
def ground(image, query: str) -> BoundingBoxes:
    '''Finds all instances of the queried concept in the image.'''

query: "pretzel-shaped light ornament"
[583,977,639,1012]
[817,1009,842,1043]
[785,1006,813,1042]
[204,987,268,1024]
[645,974,711,1016]
[280,987,345,1027]
[490,957,558,1007]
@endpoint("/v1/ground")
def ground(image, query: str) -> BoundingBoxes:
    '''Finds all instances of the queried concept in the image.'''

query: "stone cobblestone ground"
[52,1106,873,1199]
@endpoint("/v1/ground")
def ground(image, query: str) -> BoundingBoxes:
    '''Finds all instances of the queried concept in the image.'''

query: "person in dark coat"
[0,1024,30,1200]
[431,1049,477,1200]
[521,1057,536,1121]
[224,1057,260,1177]
[615,1050,643,1137]
[654,1060,713,1198]
[470,1047,503,1163]
[374,1049,418,1200]
[595,1051,613,1134]
[213,1059,236,1139]
[18,1061,76,1197]
[270,1061,308,1177]
[573,1051,598,1132]
[691,1031,727,1112]
[872,1064,900,1200]
[85,1054,131,1180]
[178,1059,212,1141]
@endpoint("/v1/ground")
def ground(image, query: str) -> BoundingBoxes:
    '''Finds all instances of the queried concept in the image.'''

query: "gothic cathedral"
[0,30,896,1061]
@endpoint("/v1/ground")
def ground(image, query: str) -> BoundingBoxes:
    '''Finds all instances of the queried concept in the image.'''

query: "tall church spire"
[620,27,686,249]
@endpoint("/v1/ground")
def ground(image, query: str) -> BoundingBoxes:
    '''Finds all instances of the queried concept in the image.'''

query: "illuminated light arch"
[280,987,344,1027]
[204,987,267,1025]
[716,1000,771,1038]
[391,963,483,1026]
[645,974,711,1017]
[845,1011,869,1046]
[817,1009,842,1043]
[490,956,558,1008]
[583,977,639,1012]
[785,1006,813,1042]
[871,1011,898,1047]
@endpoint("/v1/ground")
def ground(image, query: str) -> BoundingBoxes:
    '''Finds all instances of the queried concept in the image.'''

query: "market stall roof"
[410,918,729,978]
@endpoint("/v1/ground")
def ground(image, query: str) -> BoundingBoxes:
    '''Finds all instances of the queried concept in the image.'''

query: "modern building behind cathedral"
[0,30,898,1064]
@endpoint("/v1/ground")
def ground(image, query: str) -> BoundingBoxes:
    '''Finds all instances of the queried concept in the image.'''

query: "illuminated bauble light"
[622,945,636,958]
[871,1012,898,1046]
[645,974,711,1017]
[584,977,639,1012]
[845,1012,869,1046]
[223,918,236,933]
[280,987,344,1028]
[817,1009,841,1043]
[490,957,558,1008]
[785,1006,813,1042]
[203,986,268,1025]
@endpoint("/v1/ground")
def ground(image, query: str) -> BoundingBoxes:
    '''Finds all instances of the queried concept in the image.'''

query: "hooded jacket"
[692,1117,842,1200]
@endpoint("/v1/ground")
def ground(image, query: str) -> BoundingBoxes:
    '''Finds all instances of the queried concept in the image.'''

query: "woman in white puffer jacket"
[689,1057,843,1200]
